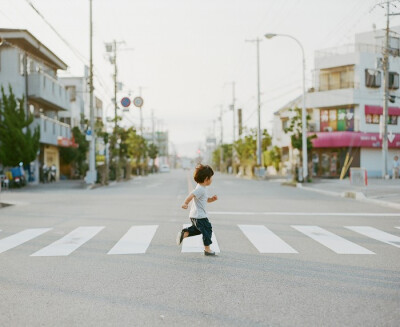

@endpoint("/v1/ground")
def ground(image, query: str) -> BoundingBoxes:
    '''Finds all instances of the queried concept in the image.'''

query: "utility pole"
[382,1,390,178]
[113,40,118,131]
[219,105,224,172]
[246,38,262,167]
[85,0,96,184]
[231,81,236,174]
[139,86,144,135]
[151,109,155,144]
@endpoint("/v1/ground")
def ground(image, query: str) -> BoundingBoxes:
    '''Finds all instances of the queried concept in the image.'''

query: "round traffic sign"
[133,96,144,108]
[121,97,131,108]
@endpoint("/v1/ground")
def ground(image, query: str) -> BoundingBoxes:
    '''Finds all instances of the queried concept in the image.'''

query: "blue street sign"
[121,97,131,108]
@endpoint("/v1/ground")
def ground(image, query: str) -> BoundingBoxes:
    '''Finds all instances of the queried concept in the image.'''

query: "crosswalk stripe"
[238,225,298,253]
[31,226,104,256]
[345,226,400,248]
[181,224,220,253]
[292,226,375,254]
[108,225,158,254]
[0,228,52,254]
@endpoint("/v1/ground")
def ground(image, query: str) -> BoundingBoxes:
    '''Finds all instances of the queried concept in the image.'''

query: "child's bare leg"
[184,231,189,238]
[204,245,211,252]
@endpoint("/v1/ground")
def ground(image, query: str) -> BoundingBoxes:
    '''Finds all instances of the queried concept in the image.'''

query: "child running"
[177,164,218,256]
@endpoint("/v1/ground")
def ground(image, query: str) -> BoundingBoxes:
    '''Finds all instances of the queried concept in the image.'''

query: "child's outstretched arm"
[181,193,194,209]
[207,195,218,203]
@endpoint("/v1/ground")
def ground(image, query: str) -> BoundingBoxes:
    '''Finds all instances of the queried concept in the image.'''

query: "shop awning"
[365,105,400,116]
[310,131,400,148]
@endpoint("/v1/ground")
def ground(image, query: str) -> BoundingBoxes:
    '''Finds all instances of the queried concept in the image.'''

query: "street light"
[265,33,308,182]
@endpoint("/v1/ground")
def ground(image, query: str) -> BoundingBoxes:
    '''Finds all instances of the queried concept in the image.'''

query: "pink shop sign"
[310,132,400,148]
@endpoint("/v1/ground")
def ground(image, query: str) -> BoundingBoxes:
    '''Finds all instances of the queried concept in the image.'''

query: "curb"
[298,184,400,210]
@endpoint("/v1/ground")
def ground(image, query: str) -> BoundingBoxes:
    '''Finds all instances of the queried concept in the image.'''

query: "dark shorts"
[184,217,213,246]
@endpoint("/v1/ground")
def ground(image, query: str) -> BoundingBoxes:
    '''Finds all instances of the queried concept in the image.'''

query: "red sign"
[57,136,79,148]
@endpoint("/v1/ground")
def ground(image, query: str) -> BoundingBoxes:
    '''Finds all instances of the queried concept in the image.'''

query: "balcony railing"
[28,72,70,111]
[30,114,71,146]
[315,43,384,58]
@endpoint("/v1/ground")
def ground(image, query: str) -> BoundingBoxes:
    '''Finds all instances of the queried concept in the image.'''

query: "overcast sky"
[1,0,398,157]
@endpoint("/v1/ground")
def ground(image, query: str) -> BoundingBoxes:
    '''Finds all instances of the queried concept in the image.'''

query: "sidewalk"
[297,178,400,210]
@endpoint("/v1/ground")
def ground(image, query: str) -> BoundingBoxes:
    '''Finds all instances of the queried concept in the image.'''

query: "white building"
[59,73,104,130]
[0,29,73,183]
[274,26,400,178]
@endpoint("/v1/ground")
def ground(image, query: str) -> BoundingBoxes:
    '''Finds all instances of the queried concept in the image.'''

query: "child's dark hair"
[193,164,214,183]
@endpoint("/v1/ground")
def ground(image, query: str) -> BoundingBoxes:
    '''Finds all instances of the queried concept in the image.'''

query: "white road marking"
[31,226,104,256]
[345,226,400,248]
[292,226,375,254]
[181,224,220,253]
[0,228,52,254]
[209,211,400,217]
[238,225,297,253]
[108,225,158,254]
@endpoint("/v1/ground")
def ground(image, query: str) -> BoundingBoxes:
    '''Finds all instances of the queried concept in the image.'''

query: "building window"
[365,69,381,88]
[319,65,354,91]
[389,72,399,90]
[281,118,289,130]
[68,86,76,102]
[320,108,354,132]
[366,114,397,125]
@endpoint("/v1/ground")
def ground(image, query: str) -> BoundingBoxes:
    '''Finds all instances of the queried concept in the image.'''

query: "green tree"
[234,128,271,167]
[283,107,316,153]
[0,86,40,167]
[59,126,89,178]
[148,143,159,173]
[284,107,317,180]
[264,146,281,171]
[126,128,148,174]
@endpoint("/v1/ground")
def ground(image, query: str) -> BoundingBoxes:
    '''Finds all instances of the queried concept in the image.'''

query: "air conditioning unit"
[323,126,333,132]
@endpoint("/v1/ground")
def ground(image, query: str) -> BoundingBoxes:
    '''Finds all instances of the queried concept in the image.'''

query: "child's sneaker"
[204,250,216,256]
[176,230,185,245]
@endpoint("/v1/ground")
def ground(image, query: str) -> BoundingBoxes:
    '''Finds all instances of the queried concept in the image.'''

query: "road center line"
[209,211,400,217]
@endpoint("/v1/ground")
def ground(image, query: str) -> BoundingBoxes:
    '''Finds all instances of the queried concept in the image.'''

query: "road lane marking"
[345,226,400,248]
[181,224,220,253]
[108,225,158,254]
[0,228,52,254]
[209,211,400,217]
[292,226,375,254]
[238,225,298,253]
[31,226,104,256]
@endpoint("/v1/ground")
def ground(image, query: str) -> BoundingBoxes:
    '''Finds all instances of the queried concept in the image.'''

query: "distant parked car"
[159,164,170,173]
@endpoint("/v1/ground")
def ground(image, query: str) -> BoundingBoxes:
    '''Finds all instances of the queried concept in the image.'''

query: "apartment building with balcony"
[0,29,74,183]
[59,74,104,130]
[273,26,400,178]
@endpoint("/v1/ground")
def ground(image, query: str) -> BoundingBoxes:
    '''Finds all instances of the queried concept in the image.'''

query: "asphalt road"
[0,170,399,326]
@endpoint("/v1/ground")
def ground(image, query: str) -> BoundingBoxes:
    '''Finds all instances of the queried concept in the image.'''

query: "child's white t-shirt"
[189,184,208,218]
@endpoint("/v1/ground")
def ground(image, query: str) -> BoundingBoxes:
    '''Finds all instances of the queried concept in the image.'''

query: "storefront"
[310,131,400,178]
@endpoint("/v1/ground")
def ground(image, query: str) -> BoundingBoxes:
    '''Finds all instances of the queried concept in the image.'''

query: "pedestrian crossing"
[0,225,399,257]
